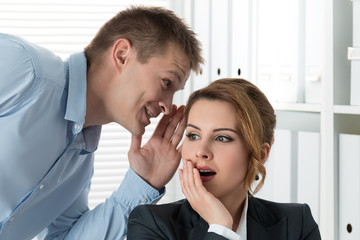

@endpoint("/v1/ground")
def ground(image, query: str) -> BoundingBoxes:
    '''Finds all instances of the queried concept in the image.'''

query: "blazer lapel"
[247,197,288,240]
[170,200,209,239]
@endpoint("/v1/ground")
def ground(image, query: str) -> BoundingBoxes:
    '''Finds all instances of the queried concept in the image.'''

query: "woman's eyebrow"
[213,128,239,135]
[187,124,239,135]
[186,124,200,130]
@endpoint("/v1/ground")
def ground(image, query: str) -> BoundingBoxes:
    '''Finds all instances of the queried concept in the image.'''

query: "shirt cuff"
[208,224,241,240]
[112,168,165,206]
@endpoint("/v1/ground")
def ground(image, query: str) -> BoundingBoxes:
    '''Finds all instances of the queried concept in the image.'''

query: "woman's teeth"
[198,169,216,176]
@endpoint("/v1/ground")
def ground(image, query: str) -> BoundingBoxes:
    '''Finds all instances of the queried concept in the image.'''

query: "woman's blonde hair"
[184,78,276,194]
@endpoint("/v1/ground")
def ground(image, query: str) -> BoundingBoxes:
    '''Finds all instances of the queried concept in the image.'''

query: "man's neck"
[84,61,112,128]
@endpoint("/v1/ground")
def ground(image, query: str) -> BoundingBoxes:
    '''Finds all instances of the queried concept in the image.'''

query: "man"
[0,6,203,240]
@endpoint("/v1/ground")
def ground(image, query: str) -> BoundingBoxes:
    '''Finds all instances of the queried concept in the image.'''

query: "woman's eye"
[186,133,200,141]
[216,135,233,142]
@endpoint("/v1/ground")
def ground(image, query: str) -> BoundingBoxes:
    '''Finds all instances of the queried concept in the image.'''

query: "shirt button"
[39,184,45,190]
[75,124,81,130]
[9,217,14,222]
[141,198,147,203]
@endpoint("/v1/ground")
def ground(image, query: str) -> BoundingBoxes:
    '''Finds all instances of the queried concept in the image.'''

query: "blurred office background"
[1,1,359,239]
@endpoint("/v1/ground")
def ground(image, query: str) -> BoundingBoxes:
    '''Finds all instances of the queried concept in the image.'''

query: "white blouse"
[208,195,248,240]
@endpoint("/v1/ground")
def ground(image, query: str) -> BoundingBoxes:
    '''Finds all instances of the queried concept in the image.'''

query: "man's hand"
[128,105,185,190]
[179,160,233,229]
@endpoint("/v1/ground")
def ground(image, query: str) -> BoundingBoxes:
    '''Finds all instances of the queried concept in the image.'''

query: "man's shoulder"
[0,33,66,85]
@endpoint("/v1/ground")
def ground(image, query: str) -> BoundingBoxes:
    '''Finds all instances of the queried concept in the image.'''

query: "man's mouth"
[145,107,154,119]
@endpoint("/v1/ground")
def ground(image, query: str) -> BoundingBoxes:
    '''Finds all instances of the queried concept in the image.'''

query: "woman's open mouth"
[197,167,216,182]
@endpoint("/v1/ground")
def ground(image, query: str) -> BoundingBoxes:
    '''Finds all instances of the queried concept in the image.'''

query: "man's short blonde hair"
[85,6,203,73]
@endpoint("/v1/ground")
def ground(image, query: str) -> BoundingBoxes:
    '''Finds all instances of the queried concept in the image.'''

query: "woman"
[127,78,321,240]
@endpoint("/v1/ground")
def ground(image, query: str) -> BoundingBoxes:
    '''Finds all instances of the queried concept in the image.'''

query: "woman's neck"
[219,191,247,232]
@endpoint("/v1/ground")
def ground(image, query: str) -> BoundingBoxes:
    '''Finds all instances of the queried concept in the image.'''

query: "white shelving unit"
[186,0,355,239]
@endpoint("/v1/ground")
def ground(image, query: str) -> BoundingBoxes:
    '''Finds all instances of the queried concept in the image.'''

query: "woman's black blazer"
[127,196,321,240]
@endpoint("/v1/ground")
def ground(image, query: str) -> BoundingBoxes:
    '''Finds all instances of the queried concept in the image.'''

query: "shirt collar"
[236,194,248,238]
[64,52,87,135]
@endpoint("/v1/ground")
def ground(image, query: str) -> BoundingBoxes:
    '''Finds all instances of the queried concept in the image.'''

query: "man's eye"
[186,133,200,141]
[163,79,171,87]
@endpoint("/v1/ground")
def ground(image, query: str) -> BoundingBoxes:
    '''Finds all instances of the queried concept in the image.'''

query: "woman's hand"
[179,160,233,229]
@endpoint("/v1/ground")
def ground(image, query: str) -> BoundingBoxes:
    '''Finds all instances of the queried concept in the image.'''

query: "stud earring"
[255,174,260,181]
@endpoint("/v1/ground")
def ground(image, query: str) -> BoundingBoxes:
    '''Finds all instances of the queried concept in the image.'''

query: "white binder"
[229,0,250,80]
[304,0,325,104]
[256,0,299,103]
[210,0,229,81]
[339,133,360,240]
[192,0,211,91]
[354,0,360,47]
[257,129,292,203]
[350,1,360,106]
[348,47,360,105]
[297,131,320,223]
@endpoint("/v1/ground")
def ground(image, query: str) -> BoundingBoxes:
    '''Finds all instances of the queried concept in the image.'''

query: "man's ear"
[111,38,132,71]
[260,143,271,165]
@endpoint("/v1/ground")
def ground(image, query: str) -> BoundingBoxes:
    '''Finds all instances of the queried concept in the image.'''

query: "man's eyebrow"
[167,70,185,89]
[167,70,181,81]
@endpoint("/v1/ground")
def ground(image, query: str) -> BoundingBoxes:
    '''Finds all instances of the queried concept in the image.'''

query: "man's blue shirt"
[0,33,163,240]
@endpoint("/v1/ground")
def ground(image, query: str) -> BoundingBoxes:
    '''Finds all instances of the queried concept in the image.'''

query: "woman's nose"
[195,146,213,160]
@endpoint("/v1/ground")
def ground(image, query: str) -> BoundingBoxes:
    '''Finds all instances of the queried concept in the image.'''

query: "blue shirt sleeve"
[0,36,35,116]
[40,168,165,240]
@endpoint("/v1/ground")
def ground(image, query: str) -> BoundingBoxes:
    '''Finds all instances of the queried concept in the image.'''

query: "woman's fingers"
[180,160,204,202]
[193,167,204,190]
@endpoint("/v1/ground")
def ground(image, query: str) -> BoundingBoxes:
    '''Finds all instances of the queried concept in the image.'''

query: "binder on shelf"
[348,47,360,105]
[339,134,360,239]
[230,0,250,80]
[210,0,229,81]
[256,0,299,103]
[192,0,211,91]
[257,129,292,203]
[297,131,320,223]
[304,71,321,104]
[257,129,321,222]
[304,0,325,104]
[354,0,360,47]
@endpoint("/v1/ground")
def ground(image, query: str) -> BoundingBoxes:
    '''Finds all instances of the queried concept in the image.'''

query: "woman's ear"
[111,38,132,71]
[260,143,271,165]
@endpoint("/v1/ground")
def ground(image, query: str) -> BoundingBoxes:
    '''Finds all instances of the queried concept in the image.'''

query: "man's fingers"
[152,105,178,137]
[171,116,186,146]
[129,134,142,152]
[163,105,185,140]
[177,143,183,152]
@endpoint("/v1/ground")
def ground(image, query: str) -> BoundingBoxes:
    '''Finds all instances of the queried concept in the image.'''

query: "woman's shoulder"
[249,196,313,217]
[247,197,321,239]
[249,197,310,214]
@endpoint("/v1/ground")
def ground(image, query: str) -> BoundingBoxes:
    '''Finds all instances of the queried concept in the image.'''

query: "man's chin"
[130,126,146,136]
